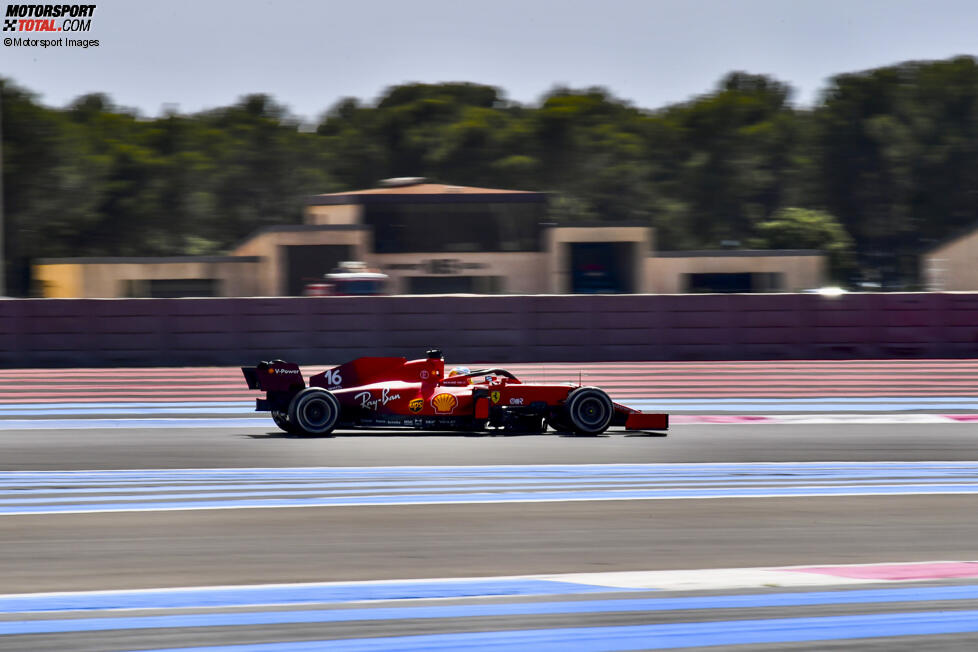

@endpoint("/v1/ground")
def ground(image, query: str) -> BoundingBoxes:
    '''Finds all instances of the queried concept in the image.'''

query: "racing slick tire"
[288,388,341,436]
[565,386,614,435]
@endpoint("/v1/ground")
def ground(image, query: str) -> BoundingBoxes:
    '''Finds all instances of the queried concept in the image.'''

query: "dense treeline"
[3,55,978,295]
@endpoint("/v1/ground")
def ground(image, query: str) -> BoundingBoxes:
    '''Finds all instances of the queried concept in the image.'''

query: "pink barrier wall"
[1,293,976,367]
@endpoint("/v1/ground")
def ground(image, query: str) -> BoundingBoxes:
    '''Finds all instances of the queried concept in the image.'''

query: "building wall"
[371,252,547,294]
[33,211,829,299]
[646,254,826,293]
[34,261,264,298]
[232,229,371,295]
[367,227,654,295]
[304,204,363,226]
[923,229,978,291]
[545,227,654,293]
[34,264,83,298]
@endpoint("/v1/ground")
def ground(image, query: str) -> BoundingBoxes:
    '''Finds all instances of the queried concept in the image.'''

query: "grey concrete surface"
[1,423,977,471]
[3,423,978,650]
[2,495,978,593]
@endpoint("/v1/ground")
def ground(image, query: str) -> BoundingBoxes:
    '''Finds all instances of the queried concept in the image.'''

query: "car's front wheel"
[564,387,614,435]
[288,388,341,436]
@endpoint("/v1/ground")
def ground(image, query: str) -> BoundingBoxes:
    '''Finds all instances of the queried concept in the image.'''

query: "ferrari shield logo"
[491,391,501,404]
[409,398,424,413]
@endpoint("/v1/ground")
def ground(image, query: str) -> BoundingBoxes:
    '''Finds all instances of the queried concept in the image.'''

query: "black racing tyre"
[565,386,614,435]
[288,388,341,436]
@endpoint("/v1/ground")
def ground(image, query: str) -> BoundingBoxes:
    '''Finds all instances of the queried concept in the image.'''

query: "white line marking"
[3,560,976,607]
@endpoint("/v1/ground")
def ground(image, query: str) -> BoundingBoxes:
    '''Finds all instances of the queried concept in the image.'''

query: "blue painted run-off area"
[53,609,978,652]
[4,585,978,631]
[0,579,614,613]
[3,462,978,515]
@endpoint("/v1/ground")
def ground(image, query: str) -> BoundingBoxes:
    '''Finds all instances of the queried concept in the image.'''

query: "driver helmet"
[448,366,471,377]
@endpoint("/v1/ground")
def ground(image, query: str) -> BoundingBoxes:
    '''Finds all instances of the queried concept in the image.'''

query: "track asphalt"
[2,360,978,650]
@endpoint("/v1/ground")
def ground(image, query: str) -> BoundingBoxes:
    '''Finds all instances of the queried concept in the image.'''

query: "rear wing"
[241,361,306,392]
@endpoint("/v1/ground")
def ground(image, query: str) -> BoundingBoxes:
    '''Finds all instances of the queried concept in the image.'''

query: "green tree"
[654,72,803,249]
[814,56,978,284]
[750,207,855,280]
[6,57,978,295]
[1,81,104,294]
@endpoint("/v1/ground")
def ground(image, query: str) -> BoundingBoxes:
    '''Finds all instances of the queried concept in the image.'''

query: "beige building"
[230,225,371,296]
[647,250,826,293]
[35,256,263,298]
[922,226,978,291]
[298,180,559,294]
[34,179,827,297]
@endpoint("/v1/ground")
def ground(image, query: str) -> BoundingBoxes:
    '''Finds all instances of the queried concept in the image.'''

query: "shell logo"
[430,393,458,414]
[409,398,424,413]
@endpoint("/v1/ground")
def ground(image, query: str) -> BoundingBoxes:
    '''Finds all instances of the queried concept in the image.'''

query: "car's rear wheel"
[565,387,614,435]
[288,388,341,436]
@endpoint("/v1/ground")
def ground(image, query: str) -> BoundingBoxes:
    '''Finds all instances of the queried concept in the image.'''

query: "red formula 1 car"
[241,350,668,436]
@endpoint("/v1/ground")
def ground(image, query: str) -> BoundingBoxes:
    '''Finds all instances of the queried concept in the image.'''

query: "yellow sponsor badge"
[431,393,459,414]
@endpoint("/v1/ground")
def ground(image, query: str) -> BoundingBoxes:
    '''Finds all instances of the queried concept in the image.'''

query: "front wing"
[612,402,669,431]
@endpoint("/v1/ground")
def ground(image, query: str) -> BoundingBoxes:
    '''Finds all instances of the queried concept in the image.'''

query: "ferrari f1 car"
[241,350,668,436]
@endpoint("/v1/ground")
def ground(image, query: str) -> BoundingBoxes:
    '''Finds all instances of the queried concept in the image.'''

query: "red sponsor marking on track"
[790,562,978,581]
[522,380,978,387]
[1,393,975,402]
[0,384,249,390]
[1,390,974,402]
[0,390,254,397]
[0,361,975,404]
[514,375,978,380]
[0,384,971,391]
[2,360,978,375]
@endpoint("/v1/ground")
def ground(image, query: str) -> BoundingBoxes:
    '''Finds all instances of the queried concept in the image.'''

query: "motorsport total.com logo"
[3,4,98,47]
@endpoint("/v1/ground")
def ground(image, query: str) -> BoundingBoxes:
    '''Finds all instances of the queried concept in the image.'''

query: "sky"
[3,0,977,122]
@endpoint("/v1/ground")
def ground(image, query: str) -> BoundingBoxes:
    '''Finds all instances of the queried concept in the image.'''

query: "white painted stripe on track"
[3,560,977,612]
[0,418,270,430]
[542,561,978,591]
[672,414,970,424]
